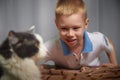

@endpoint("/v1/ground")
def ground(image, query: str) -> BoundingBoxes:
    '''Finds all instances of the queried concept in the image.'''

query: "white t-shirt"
[44,31,113,69]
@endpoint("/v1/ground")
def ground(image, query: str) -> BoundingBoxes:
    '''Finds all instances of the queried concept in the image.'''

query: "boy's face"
[56,13,89,49]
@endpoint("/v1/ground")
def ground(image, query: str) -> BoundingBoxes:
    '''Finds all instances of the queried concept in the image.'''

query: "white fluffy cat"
[0,26,47,80]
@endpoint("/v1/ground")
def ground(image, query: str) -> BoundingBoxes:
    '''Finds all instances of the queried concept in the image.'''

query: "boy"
[44,0,117,69]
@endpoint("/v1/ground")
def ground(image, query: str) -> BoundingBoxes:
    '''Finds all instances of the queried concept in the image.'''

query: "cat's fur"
[0,27,47,80]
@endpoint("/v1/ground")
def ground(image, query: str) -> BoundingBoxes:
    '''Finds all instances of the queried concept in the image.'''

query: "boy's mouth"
[66,39,77,45]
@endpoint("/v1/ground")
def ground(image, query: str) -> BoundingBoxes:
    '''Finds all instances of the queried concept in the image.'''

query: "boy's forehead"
[57,13,84,23]
[57,18,84,28]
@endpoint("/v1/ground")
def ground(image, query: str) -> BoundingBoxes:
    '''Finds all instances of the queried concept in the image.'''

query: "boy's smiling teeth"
[66,39,76,44]
[67,39,76,42]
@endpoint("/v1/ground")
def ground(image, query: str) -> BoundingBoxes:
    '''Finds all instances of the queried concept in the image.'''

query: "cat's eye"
[24,39,28,43]
[35,42,39,48]
[16,43,22,47]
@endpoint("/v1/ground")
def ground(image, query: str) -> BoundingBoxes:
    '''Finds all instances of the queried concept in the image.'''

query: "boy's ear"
[55,19,59,28]
[27,25,35,34]
[85,18,89,29]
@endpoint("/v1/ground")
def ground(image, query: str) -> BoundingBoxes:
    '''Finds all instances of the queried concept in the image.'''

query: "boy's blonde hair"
[55,0,87,21]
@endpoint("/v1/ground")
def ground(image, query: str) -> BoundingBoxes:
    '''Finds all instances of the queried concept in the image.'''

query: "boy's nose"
[67,29,74,37]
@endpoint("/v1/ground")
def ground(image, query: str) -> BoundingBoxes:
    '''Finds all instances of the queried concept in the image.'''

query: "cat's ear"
[8,31,18,44]
[27,25,35,34]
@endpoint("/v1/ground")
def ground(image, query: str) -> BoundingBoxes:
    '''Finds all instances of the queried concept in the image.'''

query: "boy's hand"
[101,63,117,68]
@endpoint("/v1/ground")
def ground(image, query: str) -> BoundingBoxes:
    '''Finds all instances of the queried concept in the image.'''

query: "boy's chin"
[68,44,77,49]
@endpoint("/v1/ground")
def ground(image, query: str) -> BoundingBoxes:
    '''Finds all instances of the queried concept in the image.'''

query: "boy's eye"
[73,27,80,30]
[60,28,68,31]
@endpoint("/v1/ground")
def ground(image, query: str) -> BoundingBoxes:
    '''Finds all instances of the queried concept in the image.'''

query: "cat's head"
[0,26,47,61]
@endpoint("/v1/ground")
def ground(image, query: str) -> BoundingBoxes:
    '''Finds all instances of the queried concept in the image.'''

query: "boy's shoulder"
[87,31,105,40]
[87,31,107,45]
[87,31,112,49]
[87,31,104,36]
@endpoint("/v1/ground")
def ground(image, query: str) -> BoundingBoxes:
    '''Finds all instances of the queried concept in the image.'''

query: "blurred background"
[0,0,120,64]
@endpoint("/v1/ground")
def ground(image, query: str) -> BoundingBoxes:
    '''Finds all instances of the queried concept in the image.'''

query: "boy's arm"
[102,38,118,67]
